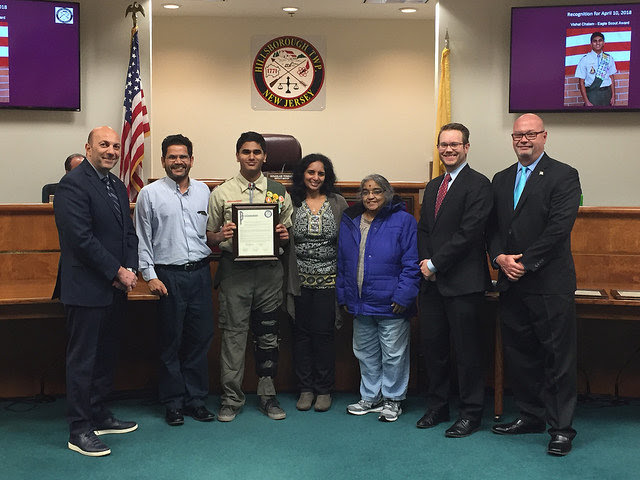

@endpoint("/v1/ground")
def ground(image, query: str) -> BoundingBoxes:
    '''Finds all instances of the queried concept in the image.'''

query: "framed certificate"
[231,203,279,261]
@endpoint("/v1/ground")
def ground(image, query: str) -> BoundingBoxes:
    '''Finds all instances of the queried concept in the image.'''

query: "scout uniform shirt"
[207,172,293,253]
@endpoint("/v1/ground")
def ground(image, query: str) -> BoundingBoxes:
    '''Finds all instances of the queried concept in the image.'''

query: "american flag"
[565,27,631,76]
[119,26,150,202]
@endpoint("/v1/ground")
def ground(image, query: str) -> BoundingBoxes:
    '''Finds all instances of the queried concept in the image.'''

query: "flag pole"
[432,30,451,180]
[119,2,150,202]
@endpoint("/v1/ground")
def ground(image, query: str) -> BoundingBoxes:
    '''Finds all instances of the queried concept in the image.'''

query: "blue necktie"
[513,166,529,209]
[102,176,122,218]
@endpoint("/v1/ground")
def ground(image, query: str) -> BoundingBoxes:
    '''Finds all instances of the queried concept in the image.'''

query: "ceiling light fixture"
[399,7,417,13]
[162,3,180,9]
[364,1,427,4]
[283,7,298,17]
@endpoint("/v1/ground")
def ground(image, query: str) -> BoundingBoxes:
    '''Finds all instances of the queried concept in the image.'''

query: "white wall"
[438,0,640,206]
[0,0,152,203]
[151,16,435,184]
[3,1,638,206]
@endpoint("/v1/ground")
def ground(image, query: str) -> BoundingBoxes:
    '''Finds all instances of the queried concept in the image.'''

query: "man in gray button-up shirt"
[135,134,215,426]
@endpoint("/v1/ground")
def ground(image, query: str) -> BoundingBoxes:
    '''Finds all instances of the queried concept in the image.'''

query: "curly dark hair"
[290,153,339,206]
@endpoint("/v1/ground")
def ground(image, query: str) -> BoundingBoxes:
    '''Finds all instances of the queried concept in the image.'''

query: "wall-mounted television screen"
[510,3,639,112]
[0,0,80,111]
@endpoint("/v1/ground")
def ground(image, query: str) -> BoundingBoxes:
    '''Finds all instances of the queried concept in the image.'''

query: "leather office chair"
[262,134,302,174]
[42,183,58,203]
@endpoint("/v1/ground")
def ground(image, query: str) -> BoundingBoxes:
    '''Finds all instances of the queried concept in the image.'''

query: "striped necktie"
[434,173,450,217]
[102,176,122,217]
[513,166,529,209]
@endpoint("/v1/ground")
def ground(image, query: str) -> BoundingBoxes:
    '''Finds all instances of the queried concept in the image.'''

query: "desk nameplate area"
[575,289,608,299]
[611,290,640,301]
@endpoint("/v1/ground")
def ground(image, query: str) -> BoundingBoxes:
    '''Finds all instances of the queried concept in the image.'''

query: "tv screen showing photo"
[0,0,80,111]
[510,3,639,112]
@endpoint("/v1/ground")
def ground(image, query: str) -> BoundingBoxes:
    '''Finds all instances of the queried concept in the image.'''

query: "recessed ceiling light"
[163,4,180,9]
[399,8,417,13]
[283,7,299,13]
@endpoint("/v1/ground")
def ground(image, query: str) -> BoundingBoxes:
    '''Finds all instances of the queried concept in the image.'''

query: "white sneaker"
[347,399,383,415]
[378,400,402,422]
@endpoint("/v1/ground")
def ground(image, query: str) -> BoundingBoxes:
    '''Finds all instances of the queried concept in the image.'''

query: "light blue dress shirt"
[135,176,212,281]
[513,152,544,200]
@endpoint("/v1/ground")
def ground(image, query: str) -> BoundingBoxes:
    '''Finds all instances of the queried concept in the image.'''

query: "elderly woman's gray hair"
[359,174,395,204]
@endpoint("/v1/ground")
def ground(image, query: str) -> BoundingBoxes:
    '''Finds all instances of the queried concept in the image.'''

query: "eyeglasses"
[437,142,465,150]
[511,131,545,141]
[361,188,384,197]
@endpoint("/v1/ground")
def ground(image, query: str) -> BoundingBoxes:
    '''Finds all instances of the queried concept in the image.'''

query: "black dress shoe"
[186,405,215,422]
[445,418,481,438]
[548,434,572,456]
[68,431,111,457]
[94,417,138,435]
[492,417,546,435]
[165,408,184,426]
[416,409,450,429]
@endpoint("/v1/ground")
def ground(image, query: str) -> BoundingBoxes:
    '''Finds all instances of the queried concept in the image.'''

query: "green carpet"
[1,394,639,480]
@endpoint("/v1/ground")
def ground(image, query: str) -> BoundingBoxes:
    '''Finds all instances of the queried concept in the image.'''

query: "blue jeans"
[353,315,410,402]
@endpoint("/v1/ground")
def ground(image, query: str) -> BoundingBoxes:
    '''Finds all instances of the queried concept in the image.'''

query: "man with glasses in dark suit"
[416,123,492,437]
[488,114,581,456]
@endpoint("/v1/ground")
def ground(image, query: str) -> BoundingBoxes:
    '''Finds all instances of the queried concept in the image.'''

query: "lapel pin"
[539,171,544,176]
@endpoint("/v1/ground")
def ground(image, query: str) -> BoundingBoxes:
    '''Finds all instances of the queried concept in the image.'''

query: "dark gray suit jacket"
[418,164,493,297]
[487,153,581,294]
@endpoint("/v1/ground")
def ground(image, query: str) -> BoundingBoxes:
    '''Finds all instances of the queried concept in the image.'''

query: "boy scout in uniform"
[207,131,293,421]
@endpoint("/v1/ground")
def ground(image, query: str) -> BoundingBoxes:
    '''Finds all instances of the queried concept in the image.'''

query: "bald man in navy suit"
[488,114,581,456]
[54,126,139,457]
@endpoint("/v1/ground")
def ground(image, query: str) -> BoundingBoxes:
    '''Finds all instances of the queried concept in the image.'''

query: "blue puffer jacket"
[336,196,420,318]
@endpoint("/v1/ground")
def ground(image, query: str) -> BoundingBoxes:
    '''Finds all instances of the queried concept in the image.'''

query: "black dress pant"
[155,264,214,409]
[293,287,336,394]
[419,283,487,421]
[65,294,126,435]
[499,289,577,439]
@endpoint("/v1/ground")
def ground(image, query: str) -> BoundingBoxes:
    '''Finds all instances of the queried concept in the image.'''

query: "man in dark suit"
[53,126,139,457]
[415,123,493,437]
[487,114,581,456]
[41,153,86,203]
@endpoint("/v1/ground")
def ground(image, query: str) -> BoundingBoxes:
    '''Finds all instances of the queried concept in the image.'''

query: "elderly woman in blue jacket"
[337,174,420,422]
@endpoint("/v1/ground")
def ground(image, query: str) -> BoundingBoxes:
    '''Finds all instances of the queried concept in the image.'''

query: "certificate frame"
[231,203,279,261]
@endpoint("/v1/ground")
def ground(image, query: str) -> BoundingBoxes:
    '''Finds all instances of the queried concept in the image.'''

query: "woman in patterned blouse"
[290,154,348,412]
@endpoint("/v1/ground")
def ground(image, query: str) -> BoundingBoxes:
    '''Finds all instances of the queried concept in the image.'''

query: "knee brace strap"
[251,309,280,337]
[254,346,278,378]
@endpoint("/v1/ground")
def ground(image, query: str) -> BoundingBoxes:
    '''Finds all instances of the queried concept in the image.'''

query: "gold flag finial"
[125,2,145,29]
